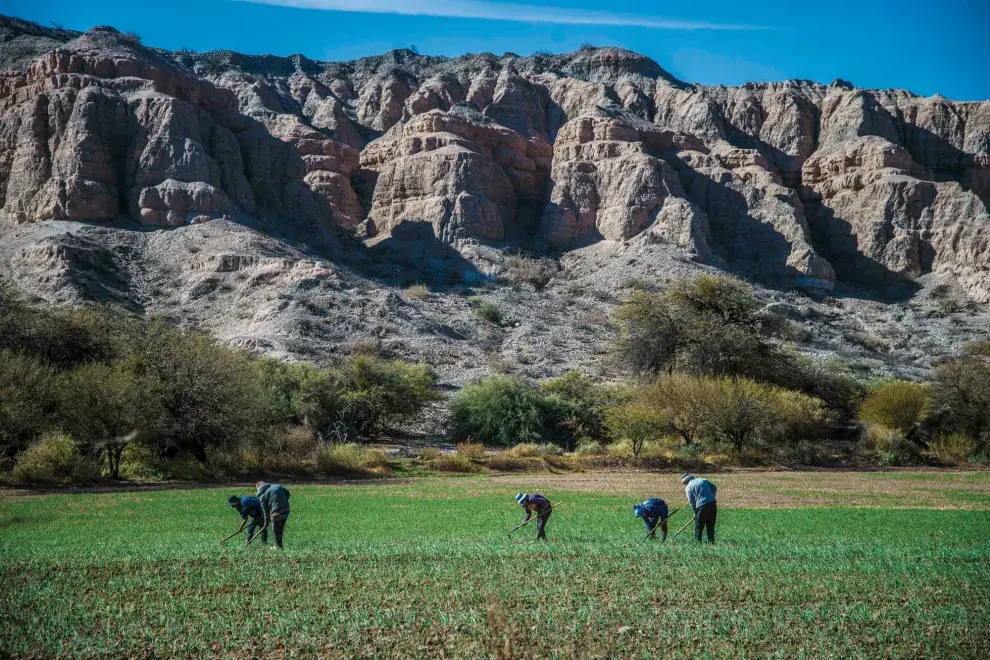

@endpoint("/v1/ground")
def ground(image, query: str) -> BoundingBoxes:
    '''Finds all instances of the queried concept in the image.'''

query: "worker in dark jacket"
[682,473,718,543]
[633,497,669,541]
[516,492,552,540]
[228,494,267,545]
[256,481,291,550]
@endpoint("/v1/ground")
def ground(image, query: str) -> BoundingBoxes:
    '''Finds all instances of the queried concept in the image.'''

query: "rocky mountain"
[0,15,987,385]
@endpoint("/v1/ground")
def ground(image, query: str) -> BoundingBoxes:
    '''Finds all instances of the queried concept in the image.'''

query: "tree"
[642,373,711,445]
[931,356,990,445]
[706,378,775,455]
[0,350,57,456]
[128,320,268,461]
[58,362,154,478]
[605,402,668,459]
[615,274,786,382]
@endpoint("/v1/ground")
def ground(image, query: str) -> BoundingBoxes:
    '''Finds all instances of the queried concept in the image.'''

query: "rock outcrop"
[1,15,988,300]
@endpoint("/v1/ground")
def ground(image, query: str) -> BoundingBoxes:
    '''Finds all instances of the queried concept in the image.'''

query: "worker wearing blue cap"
[515,493,552,540]
[633,497,669,541]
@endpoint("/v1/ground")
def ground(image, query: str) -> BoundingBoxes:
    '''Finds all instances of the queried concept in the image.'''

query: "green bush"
[450,377,546,446]
[11,433,100,485]
[858,380,930,434]
[474,300,504,325]
[928,433,976,464]
[573,440,605,456]
[455,442,486,459]
[432,454,481,473]
[128,320,270,462]
[314,443,367,476]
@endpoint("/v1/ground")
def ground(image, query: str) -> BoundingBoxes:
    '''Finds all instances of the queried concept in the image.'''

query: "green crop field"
[2,472,989,658]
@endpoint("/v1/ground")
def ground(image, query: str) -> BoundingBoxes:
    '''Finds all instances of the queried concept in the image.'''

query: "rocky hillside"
[0,15,987,385]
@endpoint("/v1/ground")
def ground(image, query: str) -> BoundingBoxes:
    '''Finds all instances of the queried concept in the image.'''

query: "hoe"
[670,512,697,541]
[642,507,681,542]
[507,501,563,539]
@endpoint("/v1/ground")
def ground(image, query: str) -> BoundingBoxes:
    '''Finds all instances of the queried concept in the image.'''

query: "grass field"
[2,471,989,657]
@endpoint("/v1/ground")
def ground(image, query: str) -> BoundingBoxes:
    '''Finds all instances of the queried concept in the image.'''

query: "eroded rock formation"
[1,16,989,299]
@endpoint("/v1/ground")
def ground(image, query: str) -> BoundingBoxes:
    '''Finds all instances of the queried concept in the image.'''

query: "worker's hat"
[633,504,645,518]
[228,495,240,507]
[515,493,528,505]
[681,473,694,484]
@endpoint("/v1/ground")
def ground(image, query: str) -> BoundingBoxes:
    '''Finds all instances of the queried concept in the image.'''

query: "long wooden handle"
[670,512,697,541]
[508,501,563,537]
[642,507,681,541]
[220,528,245,546]
[246,510,285,546]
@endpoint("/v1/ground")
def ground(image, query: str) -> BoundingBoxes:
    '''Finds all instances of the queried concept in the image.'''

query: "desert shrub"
[962,340,990,358]
[506,443,542,458]
[0,286,119,370]
[573,440,605,456]
[118,442,167,481]
[502,254,557,290]
[769,390,835,445]
[299,356,438,441]
[432,454,481,473]
[337,356,439,437]
[253,357,310,427]
[540,372,625,443]
[486,456,529,472]
[158,454,213,481]
[931,356,990,444]
[880,437,923,466]
[703,378,781,455]
[418,447,440,460]
[449,377,547,446]
[605,402,668,459]
[121,31,142,44]
[0,350,57,456]
[778,355,864,419]
[405,284,430,300]
[536,442,564,456]
[476,300,504,325]
[928,433,977,464]
[363,450,391,472]
[348,338,380,357]
[12,433,100,485]
[315,443,367,476]
[456,442,486,459]
[858,380,931,434]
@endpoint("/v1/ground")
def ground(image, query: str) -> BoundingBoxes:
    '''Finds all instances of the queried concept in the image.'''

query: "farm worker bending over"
[256,481,291,550]
[516,493,553,540]
[682,473,717,543]
[633,498,669,541]
[228,494,267,545]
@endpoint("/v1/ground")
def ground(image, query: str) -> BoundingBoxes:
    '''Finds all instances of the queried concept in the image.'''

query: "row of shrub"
[1,283,439,483]
[3,274,988,483]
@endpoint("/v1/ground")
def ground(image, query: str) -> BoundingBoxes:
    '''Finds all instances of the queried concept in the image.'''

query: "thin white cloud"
[237,0,771,30]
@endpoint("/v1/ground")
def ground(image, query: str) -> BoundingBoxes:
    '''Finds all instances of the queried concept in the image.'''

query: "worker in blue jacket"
[516,493,552,540]
[227,494,266,545]
[633,497,669,541]
[682,473,718,543]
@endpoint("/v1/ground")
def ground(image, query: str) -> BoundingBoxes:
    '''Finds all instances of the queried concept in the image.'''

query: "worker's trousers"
[535,510,551,540]
[247,518,266,545]
[272,515,288,549]
[694,501,717,543]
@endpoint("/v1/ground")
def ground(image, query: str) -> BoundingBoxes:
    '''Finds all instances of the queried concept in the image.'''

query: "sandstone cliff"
[1,16,988,383]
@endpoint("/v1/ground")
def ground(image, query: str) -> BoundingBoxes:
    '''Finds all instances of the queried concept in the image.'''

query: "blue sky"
[6,0,988,100]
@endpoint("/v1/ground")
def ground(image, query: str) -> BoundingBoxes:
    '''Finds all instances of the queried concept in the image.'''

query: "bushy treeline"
[450,275,988,466]
[0,284,438,482]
